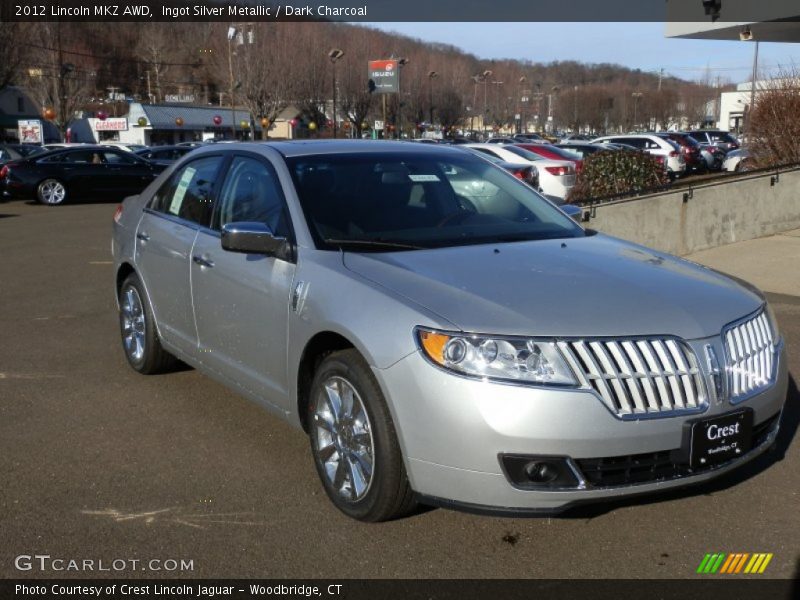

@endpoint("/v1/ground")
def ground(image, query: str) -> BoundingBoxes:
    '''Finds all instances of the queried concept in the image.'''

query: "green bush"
[567,150,668,204]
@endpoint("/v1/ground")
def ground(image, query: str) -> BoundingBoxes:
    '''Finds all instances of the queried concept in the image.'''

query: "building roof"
[133,104,262,131]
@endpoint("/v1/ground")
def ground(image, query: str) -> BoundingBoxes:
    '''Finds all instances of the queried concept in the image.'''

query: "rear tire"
[36,178,68,205]
[308,349,417,522]
[118,273,178,374]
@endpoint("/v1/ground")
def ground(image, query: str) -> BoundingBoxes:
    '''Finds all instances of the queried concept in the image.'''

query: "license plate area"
[689,410,752,469]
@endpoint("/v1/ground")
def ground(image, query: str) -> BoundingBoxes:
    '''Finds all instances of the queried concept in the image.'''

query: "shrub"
[567,150,667,204]
[748,69,800,168]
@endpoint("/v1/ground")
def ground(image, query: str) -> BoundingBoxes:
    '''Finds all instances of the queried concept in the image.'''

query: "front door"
[191,154,295,409]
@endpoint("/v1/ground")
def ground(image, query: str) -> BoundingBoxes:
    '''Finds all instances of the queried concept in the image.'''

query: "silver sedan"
[112,141,787,521]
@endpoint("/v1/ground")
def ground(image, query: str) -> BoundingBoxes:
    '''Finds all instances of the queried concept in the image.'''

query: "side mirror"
[559,203,582,222]
[221,222,286,256]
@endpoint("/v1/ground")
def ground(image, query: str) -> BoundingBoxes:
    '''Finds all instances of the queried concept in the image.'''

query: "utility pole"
[746,41,760,137]
[328,48,344,139]
[227,25,236,140]
[658,68,664,92]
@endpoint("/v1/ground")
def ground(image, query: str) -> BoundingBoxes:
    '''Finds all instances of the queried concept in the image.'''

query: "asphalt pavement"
[1,198,798,579]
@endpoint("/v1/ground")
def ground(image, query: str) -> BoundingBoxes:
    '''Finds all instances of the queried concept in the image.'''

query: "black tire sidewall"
[308,351,404,521]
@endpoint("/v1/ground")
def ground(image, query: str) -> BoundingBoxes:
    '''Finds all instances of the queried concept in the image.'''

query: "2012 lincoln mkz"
[111,141,787,521]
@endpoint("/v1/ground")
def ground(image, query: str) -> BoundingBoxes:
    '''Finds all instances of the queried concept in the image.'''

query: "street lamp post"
[573,85,579,132]
[548,85,560,133]
[631,91,643,130]
[517,76,526,134]
[397,57,409,139]
[481,70,492,136]
[328,48,344,139]
[427,70,438,128]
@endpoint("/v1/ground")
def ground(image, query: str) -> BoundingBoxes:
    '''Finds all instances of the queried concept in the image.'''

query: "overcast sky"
[367,22,800,84]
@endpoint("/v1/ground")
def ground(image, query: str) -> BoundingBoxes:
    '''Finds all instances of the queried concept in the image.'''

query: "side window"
[150,155,223,227]
[62,150,99,164]
[213,156,289,236]
[103,150,136,164]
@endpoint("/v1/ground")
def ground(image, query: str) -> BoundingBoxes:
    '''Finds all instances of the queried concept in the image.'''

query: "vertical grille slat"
[621,341,660,411]
[589,342,633,414]
[723,310,777,403]
[561,337,707,419]
[652,340,685,408]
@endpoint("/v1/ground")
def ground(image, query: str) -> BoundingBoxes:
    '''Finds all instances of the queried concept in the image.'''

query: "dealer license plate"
[690,410,752,468]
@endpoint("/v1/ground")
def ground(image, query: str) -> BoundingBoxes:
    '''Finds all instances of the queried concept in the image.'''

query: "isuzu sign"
[368,60,399,94]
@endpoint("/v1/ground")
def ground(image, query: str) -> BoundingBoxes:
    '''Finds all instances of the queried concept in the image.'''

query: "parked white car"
[722,149,754,172]
[465,143,576,201]
[592,134,686,178]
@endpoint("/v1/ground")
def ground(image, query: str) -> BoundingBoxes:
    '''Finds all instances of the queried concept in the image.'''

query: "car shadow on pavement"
[558,374,800,520]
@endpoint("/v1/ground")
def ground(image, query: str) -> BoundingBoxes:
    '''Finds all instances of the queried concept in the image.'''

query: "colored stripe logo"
[697,553,773,574]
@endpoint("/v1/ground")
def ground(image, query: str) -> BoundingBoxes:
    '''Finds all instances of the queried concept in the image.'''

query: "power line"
[26,42,205,68]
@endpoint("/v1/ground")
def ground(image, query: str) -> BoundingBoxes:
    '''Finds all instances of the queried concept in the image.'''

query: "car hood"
[342,234,763,339]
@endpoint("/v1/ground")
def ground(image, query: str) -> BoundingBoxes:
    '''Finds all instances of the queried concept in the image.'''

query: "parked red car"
[513,143,584,173]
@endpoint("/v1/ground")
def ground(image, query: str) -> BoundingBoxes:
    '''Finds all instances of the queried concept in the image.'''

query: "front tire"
[309,349,417,522]
[37,178,67,205]
[118,273,177,374]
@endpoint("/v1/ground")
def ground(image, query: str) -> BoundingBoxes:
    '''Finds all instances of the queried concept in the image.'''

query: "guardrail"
[578,164,800,256]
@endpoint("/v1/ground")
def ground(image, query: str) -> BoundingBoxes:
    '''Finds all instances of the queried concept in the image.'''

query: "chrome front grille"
[723,311,775,401]
[558,338,706,419]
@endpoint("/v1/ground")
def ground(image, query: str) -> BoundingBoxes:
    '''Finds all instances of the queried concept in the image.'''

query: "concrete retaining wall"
[584,166,800,256]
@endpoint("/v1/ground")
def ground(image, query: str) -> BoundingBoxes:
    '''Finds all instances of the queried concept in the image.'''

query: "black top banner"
[2,0,800,22]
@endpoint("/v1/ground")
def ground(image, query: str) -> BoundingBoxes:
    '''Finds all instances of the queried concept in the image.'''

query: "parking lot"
[1,197,798,579]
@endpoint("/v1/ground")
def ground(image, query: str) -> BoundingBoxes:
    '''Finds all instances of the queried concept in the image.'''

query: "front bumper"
[376,341,787,513]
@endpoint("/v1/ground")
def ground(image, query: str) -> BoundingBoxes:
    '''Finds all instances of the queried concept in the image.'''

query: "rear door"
[190,153,296,409]
[101,149,157,199]
[135,154,226,356]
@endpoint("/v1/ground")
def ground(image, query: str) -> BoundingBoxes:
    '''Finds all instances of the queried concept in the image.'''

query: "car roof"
[190,140,468,159]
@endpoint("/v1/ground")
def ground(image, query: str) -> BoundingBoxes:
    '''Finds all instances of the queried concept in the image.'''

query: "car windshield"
[287,151,583,251]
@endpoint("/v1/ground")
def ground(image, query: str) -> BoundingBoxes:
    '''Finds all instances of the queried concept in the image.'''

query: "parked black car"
[0,144,47,165]
[134,145,194,166]
[1,146,166,205]
[685,130,740,153]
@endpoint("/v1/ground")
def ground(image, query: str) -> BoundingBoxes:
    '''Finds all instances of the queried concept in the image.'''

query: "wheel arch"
[296,331,357,433]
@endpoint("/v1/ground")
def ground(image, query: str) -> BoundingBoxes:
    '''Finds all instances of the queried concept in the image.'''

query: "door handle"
[136,232,150,242]
[192,255,214,268]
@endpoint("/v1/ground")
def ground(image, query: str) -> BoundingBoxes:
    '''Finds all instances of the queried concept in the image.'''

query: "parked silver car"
[112,141,787,521]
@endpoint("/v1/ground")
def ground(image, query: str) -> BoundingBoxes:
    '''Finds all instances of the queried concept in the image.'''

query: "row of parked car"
[0,129,747,206]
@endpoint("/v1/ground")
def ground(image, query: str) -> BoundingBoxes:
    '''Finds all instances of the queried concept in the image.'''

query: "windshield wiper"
[325,238,426,251]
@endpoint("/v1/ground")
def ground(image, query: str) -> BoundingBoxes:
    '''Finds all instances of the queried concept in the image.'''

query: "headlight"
[765,302,780,342]
[416,328,577,386]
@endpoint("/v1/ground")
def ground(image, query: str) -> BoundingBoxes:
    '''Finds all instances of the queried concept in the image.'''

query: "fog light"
[500,454,581,489]
[524,461,559,483]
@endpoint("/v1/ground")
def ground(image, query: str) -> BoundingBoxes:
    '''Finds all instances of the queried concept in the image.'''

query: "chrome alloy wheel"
[39,180,66,205]
[120,286,146,363]
[313,376,375,501]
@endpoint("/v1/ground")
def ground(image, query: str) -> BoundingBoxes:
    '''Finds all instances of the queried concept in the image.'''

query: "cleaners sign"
[368,60,399,94]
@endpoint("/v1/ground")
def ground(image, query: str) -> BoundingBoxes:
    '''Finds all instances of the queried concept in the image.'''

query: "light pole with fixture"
[397,57,409,139]
[631,91,643,130]
[427,70,438,127]
[328,48,344,139]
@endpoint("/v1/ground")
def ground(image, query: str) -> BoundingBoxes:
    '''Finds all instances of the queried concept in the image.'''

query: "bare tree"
[233,24,292,139]
[24,23,94,138]
[749,67,800,166]
[0,22,31,89]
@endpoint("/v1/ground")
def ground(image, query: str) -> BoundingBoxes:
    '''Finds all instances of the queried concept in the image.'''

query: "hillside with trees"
[5,21,726,137]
